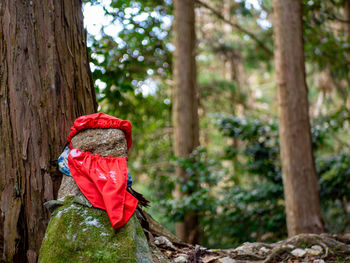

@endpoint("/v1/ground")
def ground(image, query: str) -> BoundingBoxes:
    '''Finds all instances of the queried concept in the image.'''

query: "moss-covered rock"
[39,197,153,263]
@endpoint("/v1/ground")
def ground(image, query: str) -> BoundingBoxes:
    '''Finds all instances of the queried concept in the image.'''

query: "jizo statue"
[39,113,182,263]
[39,113,153,263]
[57,113,148,228]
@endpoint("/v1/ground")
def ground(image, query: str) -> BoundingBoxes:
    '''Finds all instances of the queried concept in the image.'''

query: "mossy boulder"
[39,197,153,263]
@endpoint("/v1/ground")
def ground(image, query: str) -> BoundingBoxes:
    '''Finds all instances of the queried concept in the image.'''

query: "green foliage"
[160,147,221,222]
[213,116,286,247]
[160,113,350,248]
[318,152,350,232]
[303,0,350,96]
[219,116,281,181]
[85,0,173,183]
[83,0,350,249]
[88,0,171,100]
[217,113,350,245]
[158,117,286,248]
[319,153,350,202]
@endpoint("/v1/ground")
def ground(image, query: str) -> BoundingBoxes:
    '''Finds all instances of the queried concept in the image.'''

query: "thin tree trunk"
[344,0,350,109]
[0,1,97,262]
[272,0,324,236]
[173,0,200,244]
[345,0,350,38]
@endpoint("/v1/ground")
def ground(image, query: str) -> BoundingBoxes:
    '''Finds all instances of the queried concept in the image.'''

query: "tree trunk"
[0,0,97,262]
[345,0,350,38]
[272,0,324,236]
[173,0,200,244]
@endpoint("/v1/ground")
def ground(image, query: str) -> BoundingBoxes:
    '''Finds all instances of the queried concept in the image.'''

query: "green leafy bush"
[161,113,350,248]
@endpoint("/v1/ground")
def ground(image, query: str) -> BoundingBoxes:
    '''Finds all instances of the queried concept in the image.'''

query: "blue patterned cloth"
[58,146,133,187]
[58,146,71,176]
[127,173,133,187]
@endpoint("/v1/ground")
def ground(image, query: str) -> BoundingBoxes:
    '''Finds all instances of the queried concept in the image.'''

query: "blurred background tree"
[83,0,350,248]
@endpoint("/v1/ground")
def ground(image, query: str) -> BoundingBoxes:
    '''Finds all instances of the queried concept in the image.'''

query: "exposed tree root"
[263,246,294,263]
[141,215,350,263]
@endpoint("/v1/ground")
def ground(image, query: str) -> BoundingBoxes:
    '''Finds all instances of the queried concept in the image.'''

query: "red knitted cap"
[67,112,132,151]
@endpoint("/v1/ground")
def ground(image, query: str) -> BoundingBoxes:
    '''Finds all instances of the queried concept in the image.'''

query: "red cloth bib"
[68,149,138,228]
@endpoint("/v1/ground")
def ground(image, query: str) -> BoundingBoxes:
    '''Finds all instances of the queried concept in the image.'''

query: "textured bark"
[272,0,324,236]
[0,0,97,262]
[173,0,200,244]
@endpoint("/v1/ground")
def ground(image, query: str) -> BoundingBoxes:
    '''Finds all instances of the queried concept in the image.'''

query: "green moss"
[39,197,152,263]
[333,245,341,251]
[298,242,308,249]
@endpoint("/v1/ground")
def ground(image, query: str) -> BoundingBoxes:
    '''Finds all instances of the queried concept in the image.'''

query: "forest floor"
[144,212,350,263]
[153,232,350,263]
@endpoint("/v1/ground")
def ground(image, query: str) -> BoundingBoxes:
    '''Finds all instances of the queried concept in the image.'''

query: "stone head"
[70,128,128,157]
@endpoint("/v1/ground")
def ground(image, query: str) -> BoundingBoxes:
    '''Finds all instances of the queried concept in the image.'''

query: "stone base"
[39,197,153,263]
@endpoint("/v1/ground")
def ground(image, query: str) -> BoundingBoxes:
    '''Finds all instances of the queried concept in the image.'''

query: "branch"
[195,0,273,56]
[330,15,350,24]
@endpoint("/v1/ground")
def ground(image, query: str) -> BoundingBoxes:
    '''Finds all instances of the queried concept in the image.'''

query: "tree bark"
[0,0,97,262]
[345,0,350,38]
[272,0,324,236]
[173,0,200,244]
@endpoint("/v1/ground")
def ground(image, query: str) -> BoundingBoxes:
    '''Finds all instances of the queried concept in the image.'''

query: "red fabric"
[67,112,132,151]
[68,149,138,228]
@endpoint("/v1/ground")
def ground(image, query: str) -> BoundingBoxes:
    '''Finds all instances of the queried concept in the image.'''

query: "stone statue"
[39,122,153,262]
[57,128,128,205]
